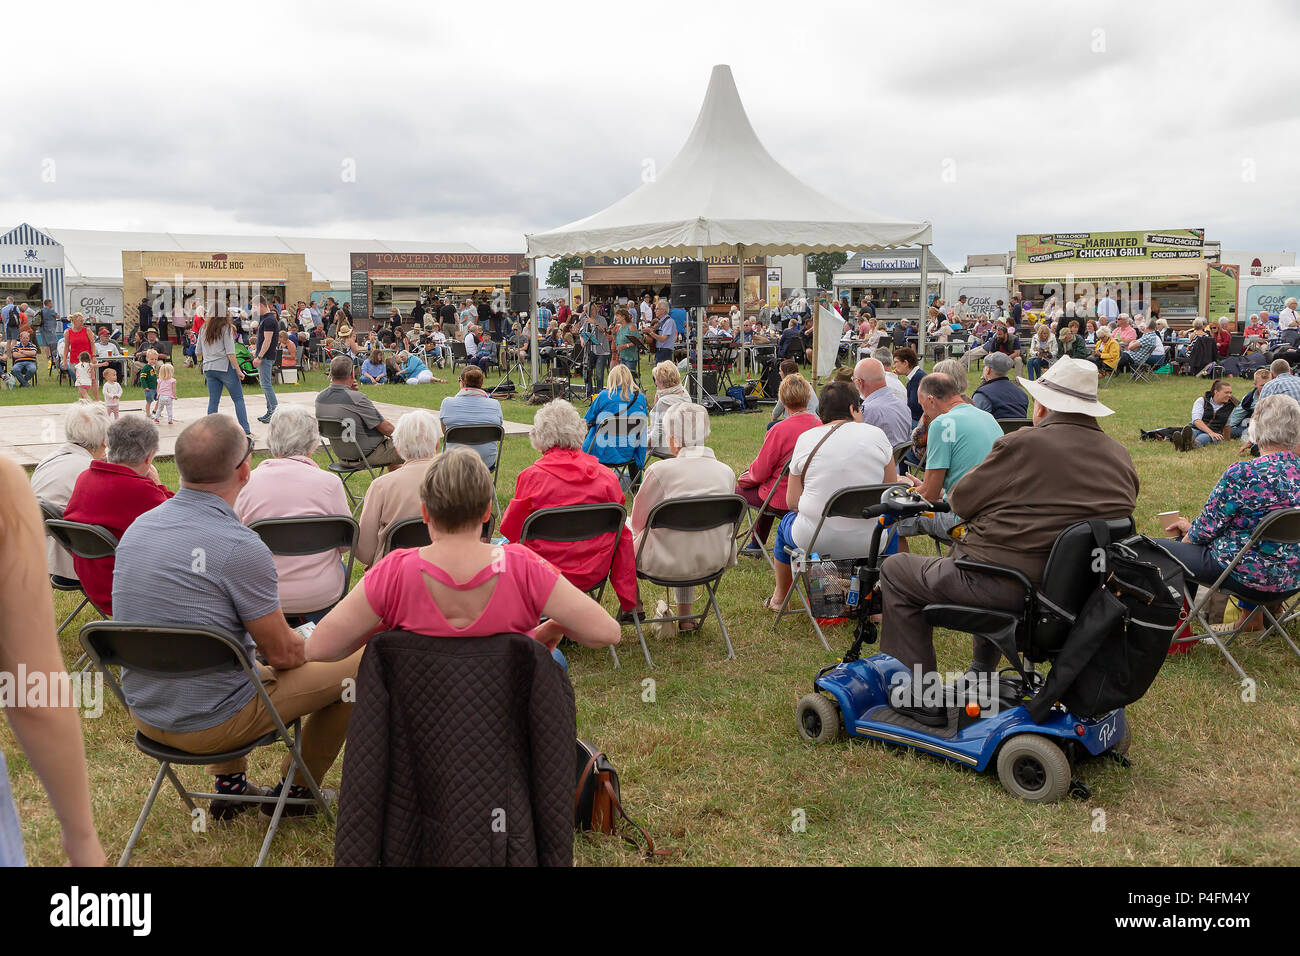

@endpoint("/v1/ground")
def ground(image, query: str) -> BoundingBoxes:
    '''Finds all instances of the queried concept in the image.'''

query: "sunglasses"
[237,435,254,469]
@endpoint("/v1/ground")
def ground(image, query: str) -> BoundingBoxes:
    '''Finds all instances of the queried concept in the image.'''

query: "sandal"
[677,620,701,633]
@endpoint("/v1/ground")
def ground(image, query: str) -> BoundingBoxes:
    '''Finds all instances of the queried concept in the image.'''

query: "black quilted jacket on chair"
[334,631,577,867]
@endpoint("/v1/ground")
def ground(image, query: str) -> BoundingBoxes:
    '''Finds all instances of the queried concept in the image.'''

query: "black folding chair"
[630,494,746,669]
[1166,507,1300,681]
[380,516,432,556]
[520,503,627,668]
[37,500,95,637]
[442,423,507,516]
[79,621,334,867]
[317,416,382,517]
[44,518,119,670]
[247,515,359,619]
[736,461,791,571]
[997,418,1033,435]
[590,413,649,493]
[772,483,904,650]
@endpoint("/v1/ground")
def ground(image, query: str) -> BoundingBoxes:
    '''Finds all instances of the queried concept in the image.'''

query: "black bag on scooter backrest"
[1027,522,1185,723]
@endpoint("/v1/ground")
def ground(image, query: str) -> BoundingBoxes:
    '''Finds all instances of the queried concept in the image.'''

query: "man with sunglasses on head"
[111,414,362,822]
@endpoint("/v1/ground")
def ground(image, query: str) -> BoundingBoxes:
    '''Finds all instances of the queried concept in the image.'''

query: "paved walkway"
[2,392,529,467]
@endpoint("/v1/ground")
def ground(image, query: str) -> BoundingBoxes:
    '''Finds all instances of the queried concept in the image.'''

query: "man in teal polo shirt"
[896,371,1001,542]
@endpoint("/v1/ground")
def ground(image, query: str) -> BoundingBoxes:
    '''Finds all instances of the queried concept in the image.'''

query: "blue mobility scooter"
[795,487,1136,803]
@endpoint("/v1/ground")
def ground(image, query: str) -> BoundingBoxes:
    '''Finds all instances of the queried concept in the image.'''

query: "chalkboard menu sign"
[350,269,369,319]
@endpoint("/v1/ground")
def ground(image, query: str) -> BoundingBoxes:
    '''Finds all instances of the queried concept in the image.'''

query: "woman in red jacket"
[735,373,820,551]
[62,416,172,614]
[62,312,96,399]
[500,399,641,621]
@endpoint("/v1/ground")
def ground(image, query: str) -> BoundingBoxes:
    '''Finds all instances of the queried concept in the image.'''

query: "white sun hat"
[1020,357,1114,417]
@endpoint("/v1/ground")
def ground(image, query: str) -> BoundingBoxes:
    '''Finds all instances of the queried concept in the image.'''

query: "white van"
[942,274,1011,318]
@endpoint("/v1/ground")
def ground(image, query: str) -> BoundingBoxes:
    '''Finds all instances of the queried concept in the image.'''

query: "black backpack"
[1027,522,1185,722]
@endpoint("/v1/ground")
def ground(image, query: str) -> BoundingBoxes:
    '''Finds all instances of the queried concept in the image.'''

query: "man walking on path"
[251,295,280,424]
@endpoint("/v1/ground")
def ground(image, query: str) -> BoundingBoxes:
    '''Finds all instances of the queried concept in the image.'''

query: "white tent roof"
[42,227,479,286]
[526,65,932,259]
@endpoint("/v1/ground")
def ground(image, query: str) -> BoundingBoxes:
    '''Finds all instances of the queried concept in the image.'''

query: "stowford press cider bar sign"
[1016,229,1205,264]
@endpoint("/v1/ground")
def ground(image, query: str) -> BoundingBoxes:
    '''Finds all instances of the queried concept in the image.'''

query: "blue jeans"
[1157,538,1287,605]
[205,366,252,434]
[11,361,36,386]
[257,358,278,414]
[587,353,609,394]
[1026,357,1049,380]
[1193,430,1223,447]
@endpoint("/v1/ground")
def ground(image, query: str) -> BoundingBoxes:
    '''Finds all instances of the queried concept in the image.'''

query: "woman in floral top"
[1161,394,1300,599]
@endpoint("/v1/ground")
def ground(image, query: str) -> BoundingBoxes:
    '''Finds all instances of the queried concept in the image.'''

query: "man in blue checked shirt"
[1116,318,1163,373]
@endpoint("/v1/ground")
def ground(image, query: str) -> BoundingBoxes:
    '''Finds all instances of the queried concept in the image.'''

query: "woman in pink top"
[235,405,351,619]
[306,447,620,663]
[735,373,820,549]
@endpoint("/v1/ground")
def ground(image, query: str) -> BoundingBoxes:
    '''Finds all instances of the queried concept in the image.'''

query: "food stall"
[1012,228,1217,327]
[574,254,767,320]
[832,249,951,320]
[349,252,526,327]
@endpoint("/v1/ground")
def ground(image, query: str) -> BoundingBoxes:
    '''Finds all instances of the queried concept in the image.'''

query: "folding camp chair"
[736,461,790,571]
[78,621,334,867]
[629,494,747,669]
[37,500,93,635]
[520,502,627,668]
[443,423,506,516]
[381,516,432,556]
[590,412,649,493]
[1167,507,1300,681]
[1098,360,1120,389]
[44,517,119,670]
[1127,356,1159,384]
[317,416,382,517]
[247,515,358,620]
[996,418,1033,435]
[450,340,470,373]
[772,483,903,651]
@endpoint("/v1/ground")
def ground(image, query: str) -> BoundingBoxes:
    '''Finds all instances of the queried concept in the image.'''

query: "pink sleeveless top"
[362,543,561,642]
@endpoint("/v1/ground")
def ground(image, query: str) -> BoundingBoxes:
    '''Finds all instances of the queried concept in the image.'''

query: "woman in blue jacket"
[583,364,649,484]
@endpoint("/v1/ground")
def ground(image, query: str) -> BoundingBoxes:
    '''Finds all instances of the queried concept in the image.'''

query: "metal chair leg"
[631,612,655,670]
[705,582,736,660]
[57,595,90,635]
[120,763,168,867]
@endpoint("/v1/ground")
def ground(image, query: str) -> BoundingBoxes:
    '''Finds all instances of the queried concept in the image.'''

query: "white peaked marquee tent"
[524,64,934,392]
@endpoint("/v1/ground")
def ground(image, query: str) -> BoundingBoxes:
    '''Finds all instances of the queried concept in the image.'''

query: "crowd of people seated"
[12,302,1300,866]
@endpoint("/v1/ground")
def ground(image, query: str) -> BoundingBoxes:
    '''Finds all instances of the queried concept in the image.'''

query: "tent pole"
[528,256,539,385]
[697,244,705,404]
[918,244,930,369]
[737,242,745,381]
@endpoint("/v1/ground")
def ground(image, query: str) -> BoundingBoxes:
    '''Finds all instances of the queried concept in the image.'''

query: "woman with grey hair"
[235,405,351,620]
[501,399,641,621]
[629,402,736,630]
[30,401,111,583]
[354,410,443,565]
[647,360,689,455]
[1161,394,1300,615]
[62,415,172,614]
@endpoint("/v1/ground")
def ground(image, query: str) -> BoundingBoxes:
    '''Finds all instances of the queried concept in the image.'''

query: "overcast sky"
[3,0,1297,268]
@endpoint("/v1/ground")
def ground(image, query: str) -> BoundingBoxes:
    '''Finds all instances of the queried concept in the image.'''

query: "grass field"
[3,359,1298,867]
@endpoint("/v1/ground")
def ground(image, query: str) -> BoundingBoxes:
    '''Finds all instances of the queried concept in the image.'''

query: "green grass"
[4,362,1299,866]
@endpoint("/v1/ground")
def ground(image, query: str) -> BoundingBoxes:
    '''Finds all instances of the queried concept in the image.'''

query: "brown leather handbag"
[574,740,669,859]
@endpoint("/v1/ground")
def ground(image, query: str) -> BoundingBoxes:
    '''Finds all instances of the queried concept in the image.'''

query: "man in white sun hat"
[879,357,1139,726]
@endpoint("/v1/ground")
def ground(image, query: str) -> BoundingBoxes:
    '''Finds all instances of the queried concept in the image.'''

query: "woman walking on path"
[195,310,253,435]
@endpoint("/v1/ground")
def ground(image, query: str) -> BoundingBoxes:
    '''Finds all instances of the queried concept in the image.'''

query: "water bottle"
[845,571,861,609]
[807,552,825,614]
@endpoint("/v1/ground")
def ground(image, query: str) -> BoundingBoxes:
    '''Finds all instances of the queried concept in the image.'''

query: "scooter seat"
[922,604,1020,636]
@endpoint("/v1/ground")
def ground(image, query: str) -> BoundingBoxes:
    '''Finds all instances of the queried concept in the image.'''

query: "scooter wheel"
[1110,719,1132,757]
[995,735,1071,804]
[796,693,842,744]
